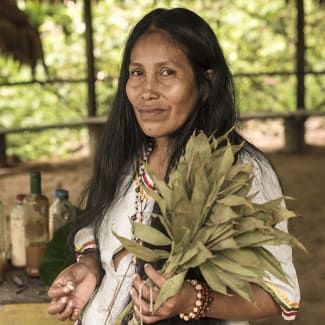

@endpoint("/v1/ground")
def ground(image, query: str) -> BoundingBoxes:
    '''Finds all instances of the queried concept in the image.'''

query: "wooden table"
[0,266,72,324]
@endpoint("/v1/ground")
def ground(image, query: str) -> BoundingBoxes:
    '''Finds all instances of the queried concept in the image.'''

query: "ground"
[0,117,324,324]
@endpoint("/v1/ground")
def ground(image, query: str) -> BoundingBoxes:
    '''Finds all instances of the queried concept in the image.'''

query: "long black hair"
[74,7,257,242]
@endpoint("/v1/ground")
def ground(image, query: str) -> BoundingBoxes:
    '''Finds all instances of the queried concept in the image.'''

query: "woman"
[47,8,300,324]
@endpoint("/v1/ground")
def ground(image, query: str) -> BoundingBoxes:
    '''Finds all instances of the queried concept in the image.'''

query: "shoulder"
[238,148,283,203]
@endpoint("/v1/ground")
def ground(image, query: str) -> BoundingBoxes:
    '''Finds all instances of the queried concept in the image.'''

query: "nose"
[141,75,159,100]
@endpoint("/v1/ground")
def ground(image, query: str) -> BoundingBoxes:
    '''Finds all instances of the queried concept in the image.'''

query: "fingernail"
[63,287,70,293]
[144,263,149,268]
[60,296,68,304]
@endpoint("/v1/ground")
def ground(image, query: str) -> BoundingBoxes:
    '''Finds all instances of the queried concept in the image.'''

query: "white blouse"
[74,153,300,325]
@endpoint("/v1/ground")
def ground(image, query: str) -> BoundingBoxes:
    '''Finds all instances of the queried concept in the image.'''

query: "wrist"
[179,279,214,321]
[76,250,101,285]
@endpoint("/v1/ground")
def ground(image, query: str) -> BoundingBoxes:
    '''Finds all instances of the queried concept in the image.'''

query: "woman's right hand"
[47,256,99,321]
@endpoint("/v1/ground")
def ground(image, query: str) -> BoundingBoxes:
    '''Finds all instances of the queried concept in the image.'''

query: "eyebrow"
[129,60,178,67]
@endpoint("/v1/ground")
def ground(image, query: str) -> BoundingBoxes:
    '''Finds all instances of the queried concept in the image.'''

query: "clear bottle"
[49,189,76,241]
[24,171,49,277]
[10,194,26,267]
[0,200,6,283]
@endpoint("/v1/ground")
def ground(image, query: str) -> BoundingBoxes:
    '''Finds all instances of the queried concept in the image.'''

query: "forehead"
[130,30,188,63]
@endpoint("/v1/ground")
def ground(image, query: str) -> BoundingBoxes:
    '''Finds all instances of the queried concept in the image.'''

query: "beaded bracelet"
[179,279,214,321]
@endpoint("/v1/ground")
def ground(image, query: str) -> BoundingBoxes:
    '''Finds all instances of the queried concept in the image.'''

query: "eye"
[161,68,175,76]
[129,69,143,77]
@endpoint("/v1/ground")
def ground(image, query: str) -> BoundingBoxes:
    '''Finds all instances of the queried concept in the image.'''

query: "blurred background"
[0,0,324,324]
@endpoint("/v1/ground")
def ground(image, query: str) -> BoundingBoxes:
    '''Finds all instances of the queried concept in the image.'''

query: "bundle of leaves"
[114,130,305,323]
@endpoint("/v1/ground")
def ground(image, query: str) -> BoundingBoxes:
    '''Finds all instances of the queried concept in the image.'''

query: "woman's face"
[126,31,200,140]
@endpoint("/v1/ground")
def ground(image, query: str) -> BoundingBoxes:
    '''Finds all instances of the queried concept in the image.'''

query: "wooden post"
[0,134,7,167]
[84,0,96,117]
[83,0,98,156]
[284,115,306,152]
[285,0,306,152]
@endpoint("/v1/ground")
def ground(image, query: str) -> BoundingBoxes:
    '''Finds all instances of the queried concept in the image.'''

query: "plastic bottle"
[0,200,6,283]
[49,189,76,240]
[10,194,26,267]
[24,171,49,277]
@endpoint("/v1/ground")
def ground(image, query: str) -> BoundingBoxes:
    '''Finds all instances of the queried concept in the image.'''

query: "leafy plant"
[39,221,75,286]
[114,130,305,323]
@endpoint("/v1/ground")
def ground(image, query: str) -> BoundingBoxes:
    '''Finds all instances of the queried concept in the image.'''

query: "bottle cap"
[55,189,69,200]
[16,194,26,202]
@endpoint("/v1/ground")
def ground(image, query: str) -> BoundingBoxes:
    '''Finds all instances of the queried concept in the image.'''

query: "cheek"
[125,83,133,103]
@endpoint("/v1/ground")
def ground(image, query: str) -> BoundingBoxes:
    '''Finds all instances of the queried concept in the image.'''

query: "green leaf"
[218,195,254,215]
[178,241,214,270]
[207,204,239,226]
[131,220,171,246]
[210,255,265,279]
[199,260,228,295]
[151,213,173,239]
[211,264,255,302]
[256,248,289,284]
[190,167,210,224]
[113,232,169,262]
[235,230,276,248]
[154,271,186,310]
[220,248,264,269]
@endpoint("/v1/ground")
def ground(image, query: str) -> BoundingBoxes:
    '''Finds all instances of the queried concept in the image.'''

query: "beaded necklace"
[131,139,154,258]
[104,140,154,325]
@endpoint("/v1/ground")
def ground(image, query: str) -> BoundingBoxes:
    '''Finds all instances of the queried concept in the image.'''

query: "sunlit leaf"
[113,231,169,261]
[131,220,171,246]
[154,271,186,310]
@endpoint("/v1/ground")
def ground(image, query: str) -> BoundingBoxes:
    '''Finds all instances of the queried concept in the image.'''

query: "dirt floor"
[0,117,324,324]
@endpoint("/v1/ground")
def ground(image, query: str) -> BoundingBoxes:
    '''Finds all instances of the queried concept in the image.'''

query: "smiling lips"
[137,107,167,119]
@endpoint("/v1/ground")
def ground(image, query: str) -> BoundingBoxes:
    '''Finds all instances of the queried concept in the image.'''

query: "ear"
[205,69,214,81]
[203,69,214,100]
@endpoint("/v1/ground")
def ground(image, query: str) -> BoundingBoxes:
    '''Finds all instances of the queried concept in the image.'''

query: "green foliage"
[0,0,324,161]
[39,221,75,287]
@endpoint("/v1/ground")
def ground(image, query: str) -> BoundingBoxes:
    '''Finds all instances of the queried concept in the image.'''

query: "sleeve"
[244,154,300,321]
[74,226,97,253]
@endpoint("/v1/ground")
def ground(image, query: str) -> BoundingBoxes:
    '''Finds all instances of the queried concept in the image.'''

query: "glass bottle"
[24,171,49,277]
[49,189,76,240]
[10,194,26,267]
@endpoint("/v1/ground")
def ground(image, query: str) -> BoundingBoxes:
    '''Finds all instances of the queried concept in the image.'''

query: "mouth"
[137,107,167,119]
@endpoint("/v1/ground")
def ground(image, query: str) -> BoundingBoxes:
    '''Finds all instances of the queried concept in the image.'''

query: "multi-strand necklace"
[131,139,154,261]
[104,140,154,325]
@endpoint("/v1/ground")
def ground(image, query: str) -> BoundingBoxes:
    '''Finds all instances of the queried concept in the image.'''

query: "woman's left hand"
[131,264,196,323]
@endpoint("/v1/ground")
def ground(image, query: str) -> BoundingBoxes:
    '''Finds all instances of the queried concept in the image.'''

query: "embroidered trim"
[75,240,97,253]
[262,281,299,320]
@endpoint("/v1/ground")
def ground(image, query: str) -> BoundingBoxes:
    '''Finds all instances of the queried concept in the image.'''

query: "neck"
[154,137,174,154]
[149,137,174,178]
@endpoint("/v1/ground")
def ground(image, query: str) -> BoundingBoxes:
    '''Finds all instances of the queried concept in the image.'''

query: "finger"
[48,282,75,298]
[133,304,162,324]
[144,264,166,289]
[47,296,68,315]
[132,287,161,318]
[70,307,82,321]
[58,299,75,321]
[133,280,159,305]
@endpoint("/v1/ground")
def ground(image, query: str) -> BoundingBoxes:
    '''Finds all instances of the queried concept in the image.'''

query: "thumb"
[144,264,166,289]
